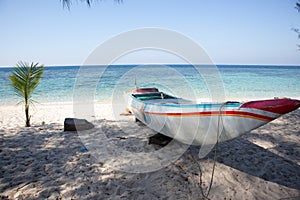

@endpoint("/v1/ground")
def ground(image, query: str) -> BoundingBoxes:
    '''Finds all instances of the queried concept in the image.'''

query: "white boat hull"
[128,89,300,146]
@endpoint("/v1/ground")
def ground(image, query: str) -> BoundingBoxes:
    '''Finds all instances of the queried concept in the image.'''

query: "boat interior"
[132,92,193,104]
[133,92,175,101]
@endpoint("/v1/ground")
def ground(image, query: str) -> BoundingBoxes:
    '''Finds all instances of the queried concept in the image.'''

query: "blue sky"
[0,0,300,66]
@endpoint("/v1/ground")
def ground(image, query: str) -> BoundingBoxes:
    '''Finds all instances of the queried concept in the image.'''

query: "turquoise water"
[0,65,299,105]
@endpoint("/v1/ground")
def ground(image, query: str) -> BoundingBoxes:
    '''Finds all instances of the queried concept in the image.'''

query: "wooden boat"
[128,88,300,145]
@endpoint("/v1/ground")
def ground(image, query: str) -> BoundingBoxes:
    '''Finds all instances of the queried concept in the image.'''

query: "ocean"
[0,65,299,105]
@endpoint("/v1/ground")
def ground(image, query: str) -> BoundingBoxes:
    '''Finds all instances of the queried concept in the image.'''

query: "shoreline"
[2,95,300,105]
[1,102,300,199]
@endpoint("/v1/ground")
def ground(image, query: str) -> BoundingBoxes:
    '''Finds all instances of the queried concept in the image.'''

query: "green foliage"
[297,1,300,49]
[8,62,45,127]
[61,0,122,9]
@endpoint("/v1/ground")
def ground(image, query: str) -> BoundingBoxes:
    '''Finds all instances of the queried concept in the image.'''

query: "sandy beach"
[1,103,300,199]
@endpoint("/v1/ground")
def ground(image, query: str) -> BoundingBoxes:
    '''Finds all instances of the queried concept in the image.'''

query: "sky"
[0,0,300,67]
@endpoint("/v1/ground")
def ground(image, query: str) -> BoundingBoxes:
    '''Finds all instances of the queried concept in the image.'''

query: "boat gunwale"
[130,93,242,109]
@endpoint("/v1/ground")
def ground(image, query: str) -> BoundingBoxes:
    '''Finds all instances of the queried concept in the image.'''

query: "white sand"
[1,103,300,199]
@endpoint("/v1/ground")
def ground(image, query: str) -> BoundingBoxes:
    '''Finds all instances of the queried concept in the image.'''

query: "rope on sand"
[190,102,228,199]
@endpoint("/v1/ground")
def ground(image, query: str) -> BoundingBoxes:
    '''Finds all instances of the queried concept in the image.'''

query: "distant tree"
[296,1,300,11]
[61,0,122,9]
[8,62,45,127]
[295,1,300,49]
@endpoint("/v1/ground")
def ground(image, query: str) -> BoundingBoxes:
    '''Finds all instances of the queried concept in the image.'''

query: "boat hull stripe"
[132,108,275,122]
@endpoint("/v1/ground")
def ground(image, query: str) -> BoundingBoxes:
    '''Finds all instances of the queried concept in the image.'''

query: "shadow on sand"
[199,136,300,190]
[1,110,299,199]
[0,124,107,199]
[199,110,300,190]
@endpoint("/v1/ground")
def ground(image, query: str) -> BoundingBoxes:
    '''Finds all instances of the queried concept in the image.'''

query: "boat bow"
[240,98,300,115]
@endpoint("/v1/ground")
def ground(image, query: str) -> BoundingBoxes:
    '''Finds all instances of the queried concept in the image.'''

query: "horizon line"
[1,63,300,68]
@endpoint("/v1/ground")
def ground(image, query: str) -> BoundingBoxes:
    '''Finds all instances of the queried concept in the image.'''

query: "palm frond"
[8,62,45,103]
[61,0,122,9]
[8,61,45,127]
